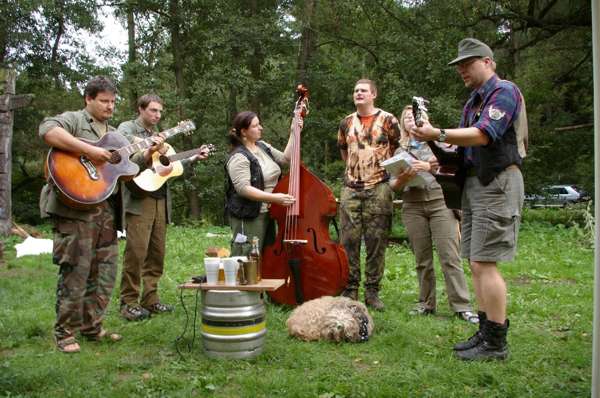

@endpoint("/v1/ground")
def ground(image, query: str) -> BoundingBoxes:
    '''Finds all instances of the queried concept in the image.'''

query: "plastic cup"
[223,258,239,286]
[204,257,221,284]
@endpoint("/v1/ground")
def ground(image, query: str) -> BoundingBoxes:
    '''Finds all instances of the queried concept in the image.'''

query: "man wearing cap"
[405,38,525,361]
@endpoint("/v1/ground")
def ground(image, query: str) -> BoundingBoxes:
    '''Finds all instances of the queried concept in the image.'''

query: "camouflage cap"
[448,38,494,66]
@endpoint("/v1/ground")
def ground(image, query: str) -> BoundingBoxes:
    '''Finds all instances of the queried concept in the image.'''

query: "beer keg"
[201,290,266,359]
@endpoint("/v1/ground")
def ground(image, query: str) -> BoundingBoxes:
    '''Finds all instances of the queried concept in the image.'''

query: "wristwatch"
[438,129,447,142]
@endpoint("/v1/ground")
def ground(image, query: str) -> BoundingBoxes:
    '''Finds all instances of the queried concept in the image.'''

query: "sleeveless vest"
[225,141,276,219]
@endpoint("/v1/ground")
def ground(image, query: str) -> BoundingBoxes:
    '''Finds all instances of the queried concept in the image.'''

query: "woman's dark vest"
[225,142,276,219]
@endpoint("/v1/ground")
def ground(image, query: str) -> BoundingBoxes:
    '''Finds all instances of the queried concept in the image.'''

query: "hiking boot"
[455,319,509,361]
[454,311,486,351]
[365,291,384,311]
[340,288,358,301]
[121,304,150,321]
[144,302,174,314]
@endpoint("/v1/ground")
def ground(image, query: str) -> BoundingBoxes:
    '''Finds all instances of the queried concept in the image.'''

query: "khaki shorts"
[460,167,524,262]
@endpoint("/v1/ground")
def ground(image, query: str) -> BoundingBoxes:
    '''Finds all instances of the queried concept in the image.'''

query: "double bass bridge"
[283,239,308,245]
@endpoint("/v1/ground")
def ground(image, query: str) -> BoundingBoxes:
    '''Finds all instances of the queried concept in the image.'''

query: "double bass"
[262,85,349,305]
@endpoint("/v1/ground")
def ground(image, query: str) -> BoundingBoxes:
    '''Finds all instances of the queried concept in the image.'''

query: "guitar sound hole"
[159,155,170,166]
[109,151,122,164]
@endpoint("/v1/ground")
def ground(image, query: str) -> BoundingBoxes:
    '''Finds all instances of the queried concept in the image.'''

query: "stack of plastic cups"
[204,257,220,284]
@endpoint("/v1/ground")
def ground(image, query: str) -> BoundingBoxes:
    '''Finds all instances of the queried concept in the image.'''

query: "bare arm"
[240,186,295,206]
[282,118,303,162]
[44,127,111,162]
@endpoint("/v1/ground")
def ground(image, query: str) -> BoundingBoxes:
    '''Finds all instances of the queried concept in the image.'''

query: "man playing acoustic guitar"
[40,76,167,353]
[118,94,209,321]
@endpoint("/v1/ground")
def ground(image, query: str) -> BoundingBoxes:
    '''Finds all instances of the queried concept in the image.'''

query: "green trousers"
[229,212,271,256]
[120,197,167,308]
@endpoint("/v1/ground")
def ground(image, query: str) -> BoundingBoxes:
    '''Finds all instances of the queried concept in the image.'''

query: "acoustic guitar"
[132,144,215,192]
[46,120,196,209]
[412,96,463,209]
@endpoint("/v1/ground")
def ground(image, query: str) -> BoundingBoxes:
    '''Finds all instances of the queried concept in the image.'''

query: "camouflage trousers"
[52,202,118,341]
[339,183,393,293]
[120,197,167,308]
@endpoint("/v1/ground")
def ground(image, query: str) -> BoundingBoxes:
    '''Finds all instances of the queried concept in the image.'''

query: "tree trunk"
[126,1,138,111]
[168,0,201,219]
[50,4,65,89]
[296,0,318,85]
[0,69,32,237]
[248,0,263,114]
[0,69,15,236]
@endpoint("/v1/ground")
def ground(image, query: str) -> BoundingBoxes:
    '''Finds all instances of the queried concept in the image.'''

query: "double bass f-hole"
[307,227,326,254]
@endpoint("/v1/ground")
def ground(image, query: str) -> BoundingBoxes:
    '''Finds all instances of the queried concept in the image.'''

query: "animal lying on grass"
[286,296,374,343]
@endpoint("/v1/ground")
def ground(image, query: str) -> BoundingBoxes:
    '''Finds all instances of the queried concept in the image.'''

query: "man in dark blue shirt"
[406,38,525,361]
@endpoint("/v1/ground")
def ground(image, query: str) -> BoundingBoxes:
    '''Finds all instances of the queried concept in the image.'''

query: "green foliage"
[522,203,593,228]
[5,0,593,224]
[0,223,593,397]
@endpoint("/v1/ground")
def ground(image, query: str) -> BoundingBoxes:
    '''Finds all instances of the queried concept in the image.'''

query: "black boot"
[453,311,487,351]
[455,319,509,361]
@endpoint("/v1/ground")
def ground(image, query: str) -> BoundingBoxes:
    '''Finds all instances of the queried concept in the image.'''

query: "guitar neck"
[168,148,198,162]
[117,123,194,158]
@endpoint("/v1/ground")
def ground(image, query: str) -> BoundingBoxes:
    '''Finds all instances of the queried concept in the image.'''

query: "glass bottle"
[250,236,261,282]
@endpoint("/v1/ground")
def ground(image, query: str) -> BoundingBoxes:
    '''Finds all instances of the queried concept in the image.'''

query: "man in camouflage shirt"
[39,77,165,353]
[337,79,401,311]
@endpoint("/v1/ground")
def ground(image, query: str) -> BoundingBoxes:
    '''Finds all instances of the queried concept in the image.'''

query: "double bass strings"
[285,112,301,242]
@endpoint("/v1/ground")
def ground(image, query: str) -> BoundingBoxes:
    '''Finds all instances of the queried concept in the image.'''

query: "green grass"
[0,221,593,397]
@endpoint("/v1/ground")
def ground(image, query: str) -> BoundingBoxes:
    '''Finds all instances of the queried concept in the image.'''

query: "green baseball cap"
[448,38,494,66]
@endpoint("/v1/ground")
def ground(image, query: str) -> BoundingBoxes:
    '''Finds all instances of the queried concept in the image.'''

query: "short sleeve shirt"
[39,109,114,140]
[460,75,522,167]
[337,109,401,190]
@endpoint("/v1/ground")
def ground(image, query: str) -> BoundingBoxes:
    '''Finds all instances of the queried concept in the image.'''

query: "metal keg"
[201,290,266,359]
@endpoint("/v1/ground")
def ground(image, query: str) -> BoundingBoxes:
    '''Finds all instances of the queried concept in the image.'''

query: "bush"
[521,202,593,228]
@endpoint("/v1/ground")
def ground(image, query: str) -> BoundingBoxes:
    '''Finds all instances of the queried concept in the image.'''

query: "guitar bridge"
[79,155,99,181]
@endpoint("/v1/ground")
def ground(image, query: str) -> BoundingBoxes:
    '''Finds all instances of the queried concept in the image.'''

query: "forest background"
[1,0,593,225]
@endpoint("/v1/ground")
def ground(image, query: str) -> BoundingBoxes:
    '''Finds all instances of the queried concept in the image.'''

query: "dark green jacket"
[118,117,191,224]
[39,109,146,230]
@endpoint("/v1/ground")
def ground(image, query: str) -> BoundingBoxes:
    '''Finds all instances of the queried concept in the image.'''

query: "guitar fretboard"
[116,121,195,157]
[167,144,215,162]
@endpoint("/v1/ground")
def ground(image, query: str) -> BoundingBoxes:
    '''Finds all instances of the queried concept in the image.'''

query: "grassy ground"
[0,221,593,397]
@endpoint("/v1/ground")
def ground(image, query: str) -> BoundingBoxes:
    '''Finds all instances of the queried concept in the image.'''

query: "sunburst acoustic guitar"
[46,120,196,209]
[132,144,215,192]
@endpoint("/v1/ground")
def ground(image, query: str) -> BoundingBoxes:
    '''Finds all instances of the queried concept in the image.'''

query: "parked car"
[525,184,590,208]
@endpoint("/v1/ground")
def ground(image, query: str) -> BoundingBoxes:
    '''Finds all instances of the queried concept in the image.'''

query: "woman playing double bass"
[225,111,299,255]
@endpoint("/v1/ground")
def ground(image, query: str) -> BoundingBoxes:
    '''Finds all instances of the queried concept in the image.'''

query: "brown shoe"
[365,292,384,311]
[340,288,358,301]
[121,304,151,321]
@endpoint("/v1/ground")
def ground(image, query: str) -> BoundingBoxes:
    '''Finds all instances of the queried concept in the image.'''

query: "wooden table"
[178,278,285,292]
